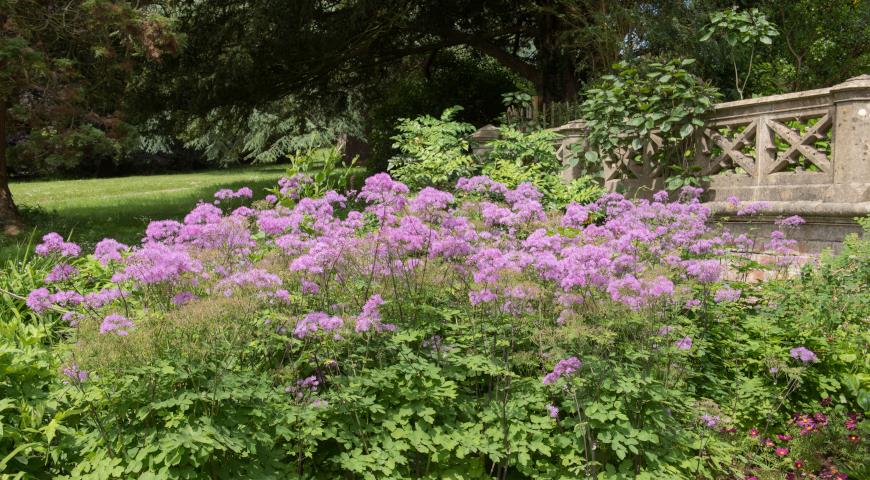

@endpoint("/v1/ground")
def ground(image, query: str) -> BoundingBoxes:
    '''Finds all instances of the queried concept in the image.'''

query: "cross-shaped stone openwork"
[765,114,833,174]
[701,121,757,177]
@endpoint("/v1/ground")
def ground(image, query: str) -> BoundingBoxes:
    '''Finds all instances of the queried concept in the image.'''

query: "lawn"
[1,164,287,260]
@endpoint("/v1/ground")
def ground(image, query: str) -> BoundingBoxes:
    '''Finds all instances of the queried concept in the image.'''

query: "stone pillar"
[830,74,870,203]
[469,124,500,160]
[551,120,588,181]
[753,114,773,200]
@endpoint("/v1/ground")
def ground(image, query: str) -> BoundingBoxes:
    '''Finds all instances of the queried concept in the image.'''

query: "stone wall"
[470,75,870,254]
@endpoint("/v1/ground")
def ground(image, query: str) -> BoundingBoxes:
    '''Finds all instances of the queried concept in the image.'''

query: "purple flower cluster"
[675,336,693,350]
[45,263,78,283]
[293,312,344,339]
[789,346,818,364]
[700,414,720,428]
[171,291,198,306]
[713,286,741,303]
[776,215,805,227]
[734,200,770,216]
[355,294,393,332]
[546,404,559,419]
[35,233,81,257]
[27,287,86,312]
[100,314,135,336]
[25,170,805,407]
[214,186,253,200]
[62,363,89,384]
[94,238,129,264]
[542,356,582,385]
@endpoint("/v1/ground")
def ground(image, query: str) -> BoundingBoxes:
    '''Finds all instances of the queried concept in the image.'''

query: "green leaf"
[680,124,694,139]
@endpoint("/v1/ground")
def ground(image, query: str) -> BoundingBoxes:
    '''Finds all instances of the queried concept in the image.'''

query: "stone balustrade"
[470,75,870,253]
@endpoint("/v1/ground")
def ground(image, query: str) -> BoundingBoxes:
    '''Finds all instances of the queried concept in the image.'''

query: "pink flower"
[94,238,129,264]
[674,336,693,350]
[546,404,559,419]
[62,363,89,384]
[26,288,53,312]
[776,215,805,227]
[100,314,135,336]
[293,312,344,339]
[355,294,386,333]
[790,346,818,363]
[713,286,741,303]
[35,232,81,257]
[775,447,789,456]
[543,356,581,385]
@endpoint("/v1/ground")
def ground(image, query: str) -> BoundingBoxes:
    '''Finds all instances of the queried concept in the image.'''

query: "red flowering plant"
[741,405,867,479]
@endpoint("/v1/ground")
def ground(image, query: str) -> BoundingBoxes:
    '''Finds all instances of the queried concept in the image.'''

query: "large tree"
[132,0,706,124]
[0,0,174,233]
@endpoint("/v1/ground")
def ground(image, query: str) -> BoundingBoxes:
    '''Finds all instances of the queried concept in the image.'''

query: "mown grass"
[1,164,288,260]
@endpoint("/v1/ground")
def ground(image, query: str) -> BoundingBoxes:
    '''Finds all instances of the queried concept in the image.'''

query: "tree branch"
[436,30,540,83]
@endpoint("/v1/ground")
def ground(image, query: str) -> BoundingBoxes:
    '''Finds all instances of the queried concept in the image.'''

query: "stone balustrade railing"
[470,75,870,253]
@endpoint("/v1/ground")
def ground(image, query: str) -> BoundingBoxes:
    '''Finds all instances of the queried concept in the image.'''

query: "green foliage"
[2,201,869,479]
[700,7,779,100]
[388,107,476,190]
[580,58,720,191]
[483,127,601,207]
[696,227,869,428]
[700,7,778,49]
[0,253,62,478]
[389,111,602,207]
[281,147,362,201]
[178,97,362,166]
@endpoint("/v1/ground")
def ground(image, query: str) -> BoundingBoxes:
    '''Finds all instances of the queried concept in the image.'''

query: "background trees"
[2,0,869,232]
[0,0,175,232]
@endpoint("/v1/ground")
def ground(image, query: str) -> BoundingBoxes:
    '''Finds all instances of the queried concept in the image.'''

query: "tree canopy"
[0,0,175,232]
[1,0,869,231]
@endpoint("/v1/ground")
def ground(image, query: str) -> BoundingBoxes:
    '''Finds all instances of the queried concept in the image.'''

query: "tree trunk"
[534,3,578,104]
[0,99,23,236]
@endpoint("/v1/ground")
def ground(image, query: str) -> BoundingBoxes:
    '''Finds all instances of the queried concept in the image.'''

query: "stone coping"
[705,201,870,217]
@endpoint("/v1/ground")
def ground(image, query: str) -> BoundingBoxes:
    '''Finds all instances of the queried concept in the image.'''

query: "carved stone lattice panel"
[698,121,757,177]
[602,134,665,182]
[766,114,832,174]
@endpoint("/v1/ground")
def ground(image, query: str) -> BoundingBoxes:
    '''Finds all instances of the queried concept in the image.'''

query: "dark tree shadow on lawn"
[0,175,283,261]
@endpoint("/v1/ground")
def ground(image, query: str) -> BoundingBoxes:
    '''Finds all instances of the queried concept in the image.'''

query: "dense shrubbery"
[389,108,601,208]
[1,172,867,479]
[580,58,721,191]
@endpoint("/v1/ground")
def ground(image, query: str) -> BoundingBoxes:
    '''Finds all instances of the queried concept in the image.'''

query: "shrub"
[580,58,721,191]
[4,174,867,479]
[482,127,601,207]
[388,106,476,190]
[389,110,602,208]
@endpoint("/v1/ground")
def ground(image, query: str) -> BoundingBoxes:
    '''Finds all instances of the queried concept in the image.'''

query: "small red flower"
[748,428,759,437]
[777,434,793,441]
[775,447,789,456]
[794,459,804,468]
[848,434,860,443]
